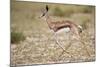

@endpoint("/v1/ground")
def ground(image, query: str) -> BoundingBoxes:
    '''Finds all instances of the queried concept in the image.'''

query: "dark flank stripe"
[54,25,71,32]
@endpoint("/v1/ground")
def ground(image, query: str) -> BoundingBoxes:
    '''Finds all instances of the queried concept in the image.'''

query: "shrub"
[82,6,93,13]
[11,31,25,44]
[53,7,65,17]
[53,7,74,17]
[74,6,93,13]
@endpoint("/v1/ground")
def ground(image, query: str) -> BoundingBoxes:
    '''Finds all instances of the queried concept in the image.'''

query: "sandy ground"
[11,1,95,66]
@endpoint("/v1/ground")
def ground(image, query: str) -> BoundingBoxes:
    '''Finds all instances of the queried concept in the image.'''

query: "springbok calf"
[39,5,90,56]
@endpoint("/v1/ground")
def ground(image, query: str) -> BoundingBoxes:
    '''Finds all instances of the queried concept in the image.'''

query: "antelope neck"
[45,13,53,28]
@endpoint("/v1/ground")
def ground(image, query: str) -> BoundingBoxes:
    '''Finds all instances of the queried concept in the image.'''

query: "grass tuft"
[11,31,25,44]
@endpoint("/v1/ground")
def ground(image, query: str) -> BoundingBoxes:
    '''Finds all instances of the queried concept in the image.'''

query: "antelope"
[40,5,82,38]
[39,5,90,57]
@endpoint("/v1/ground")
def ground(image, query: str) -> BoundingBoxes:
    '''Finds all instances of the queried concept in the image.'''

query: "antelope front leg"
[54,33,65,50]
[57,32,73,59]
[54,33,71,55]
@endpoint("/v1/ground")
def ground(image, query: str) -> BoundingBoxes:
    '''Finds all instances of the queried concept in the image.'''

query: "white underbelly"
[56,27,70,33]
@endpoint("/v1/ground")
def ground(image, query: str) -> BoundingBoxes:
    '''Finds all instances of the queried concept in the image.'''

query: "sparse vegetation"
[53,7,64,17]
[53,6,93,17]
[80,6,93,13]
[11,0,95,66]
[53,7,74,17]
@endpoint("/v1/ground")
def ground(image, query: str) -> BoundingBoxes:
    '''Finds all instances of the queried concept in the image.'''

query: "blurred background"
[11,0,95,66]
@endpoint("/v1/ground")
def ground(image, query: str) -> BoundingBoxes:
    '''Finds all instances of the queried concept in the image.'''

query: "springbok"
[39,5,90,57]
[40,5,82,37]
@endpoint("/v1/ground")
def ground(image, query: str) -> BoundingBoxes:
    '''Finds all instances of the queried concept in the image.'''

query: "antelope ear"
[46,5,49,11]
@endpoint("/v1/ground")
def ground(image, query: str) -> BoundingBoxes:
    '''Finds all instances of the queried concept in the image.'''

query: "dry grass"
[11,0,95,66]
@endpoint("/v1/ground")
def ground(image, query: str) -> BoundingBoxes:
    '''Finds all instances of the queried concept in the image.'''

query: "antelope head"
[39,5,49,18]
